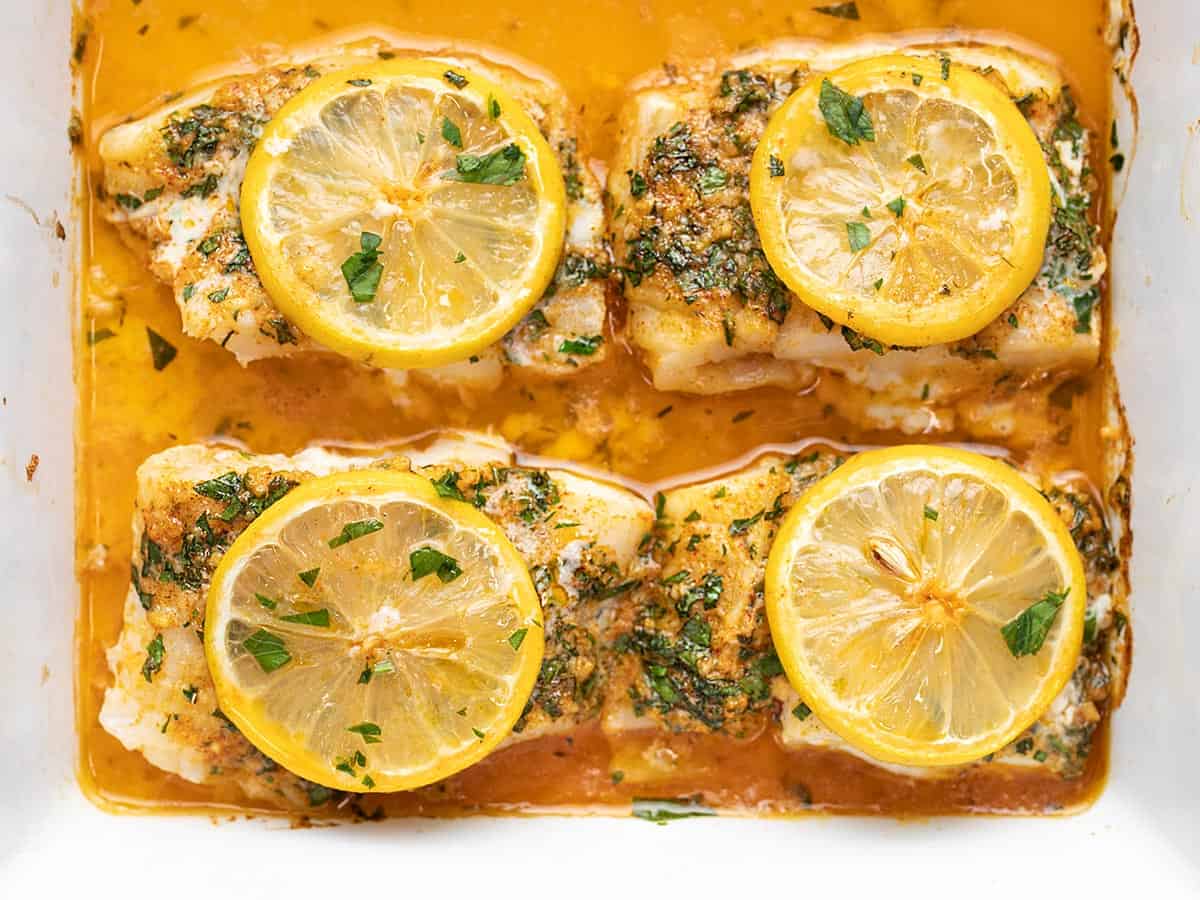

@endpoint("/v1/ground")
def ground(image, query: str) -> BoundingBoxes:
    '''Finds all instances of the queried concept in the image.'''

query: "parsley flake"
[410,546,462,583]
[328,518,384,548]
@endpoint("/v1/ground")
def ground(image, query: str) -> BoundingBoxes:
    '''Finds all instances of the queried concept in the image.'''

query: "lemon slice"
[764,446,1085,767]
[241,60,567,368]
[750,54,1051,347]
[204,469,543,792]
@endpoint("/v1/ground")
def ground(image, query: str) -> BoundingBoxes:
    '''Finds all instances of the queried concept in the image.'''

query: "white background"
[0,1,1196,896]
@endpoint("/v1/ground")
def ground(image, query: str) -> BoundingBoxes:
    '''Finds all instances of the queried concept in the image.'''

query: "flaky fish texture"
[98,36,609,387]
[603,447,1129,783]
[105,432,1128,808]
[610,38,1105,438]
[101,434,653,808]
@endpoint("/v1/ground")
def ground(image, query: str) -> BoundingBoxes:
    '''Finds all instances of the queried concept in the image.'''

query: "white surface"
[0,1,1197,896]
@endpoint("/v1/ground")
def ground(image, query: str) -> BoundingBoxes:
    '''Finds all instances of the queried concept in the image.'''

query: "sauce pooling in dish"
[75,0,1128,817]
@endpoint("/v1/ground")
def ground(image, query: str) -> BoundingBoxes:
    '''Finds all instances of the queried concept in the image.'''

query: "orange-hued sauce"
[75,0,1118,818]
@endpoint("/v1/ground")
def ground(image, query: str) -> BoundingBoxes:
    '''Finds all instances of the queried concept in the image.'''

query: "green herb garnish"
[328,518,384,548]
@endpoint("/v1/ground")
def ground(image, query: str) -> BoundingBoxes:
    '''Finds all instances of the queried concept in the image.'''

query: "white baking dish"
[0,0,1197,895]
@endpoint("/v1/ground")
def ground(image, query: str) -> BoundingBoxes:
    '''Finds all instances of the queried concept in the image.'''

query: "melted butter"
[75,0,1115,817]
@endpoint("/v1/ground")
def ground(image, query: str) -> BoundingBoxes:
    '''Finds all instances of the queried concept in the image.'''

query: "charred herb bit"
[243,629,291,673]
[768,154,785,177]
[818,79,875,146]
[328,518,384,548]
[628,170,647,197]
[445,144,526,185]
[559,334,603,356]
[280,608,331,627]
[443,69,469,88]
[410,547,462,583]
[341,232,384,303]
[346,78,372,87]
[141,634,165,682]
[813,1,859,19]
[841,325,884,356]
[939,53,952,80]
[1002,588,1069,657]
[146,327,178,371]
[523,308,551,338]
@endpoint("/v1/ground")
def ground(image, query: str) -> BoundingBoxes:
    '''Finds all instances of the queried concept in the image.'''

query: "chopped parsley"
[846,221,871,252]
[341,232,384,303]
[906,153,928,174]
[255,592,278,610]
[792,702,812,720]
[444,144,526,185]
[559,334,603,356]
[279,608,331,627]
[818,79,875,146]
[440,116,462,148]
[488,95,501,118]
[348,722,383,744]
[1001,588,1069,657]
[141,634,165,682]
[768,154,785,177]
[410,547,462,583]
[508,628,529,651]
[243,629,291,673]
[328,518,384,548]
[298,567,320,587]
[923,505,939,521]
[886,196,906,217]
[443,70,469,88]
[430,470,465,501]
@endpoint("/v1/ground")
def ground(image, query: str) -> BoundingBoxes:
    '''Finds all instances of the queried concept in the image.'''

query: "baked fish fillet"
[603,447,1130,783]
[611,38,1105,434]
[100,435,654,808]
[98,36,609,386]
